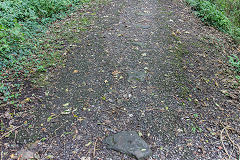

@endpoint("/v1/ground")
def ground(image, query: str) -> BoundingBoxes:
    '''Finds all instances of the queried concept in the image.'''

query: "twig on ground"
[0,125,23,140]
[42,136,57,159]
[93,138,98,158]
[220,125,240,160]
[17,154,22,160]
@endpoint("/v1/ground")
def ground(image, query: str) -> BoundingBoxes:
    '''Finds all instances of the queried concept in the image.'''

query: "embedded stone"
[136,24,151,29]
[104,131,152,160]
[128,70,146,82]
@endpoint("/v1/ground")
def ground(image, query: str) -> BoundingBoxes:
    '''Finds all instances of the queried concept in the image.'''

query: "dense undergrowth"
[0,0,90,105]
[186,0,240,81]
[186,0,240,42]
[209,0,240,27]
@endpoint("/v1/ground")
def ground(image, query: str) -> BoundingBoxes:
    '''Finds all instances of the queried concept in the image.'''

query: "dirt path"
[2,0,240,159]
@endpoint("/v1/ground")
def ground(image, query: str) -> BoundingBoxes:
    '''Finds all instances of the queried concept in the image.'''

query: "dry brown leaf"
[112,70,121,76]
[73,70,79,73]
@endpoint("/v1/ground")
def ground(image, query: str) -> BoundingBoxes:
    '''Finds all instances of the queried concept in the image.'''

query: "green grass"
[0,0,91,105]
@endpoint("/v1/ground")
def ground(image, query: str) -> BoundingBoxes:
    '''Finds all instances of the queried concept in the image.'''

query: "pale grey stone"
[104,131,152,160]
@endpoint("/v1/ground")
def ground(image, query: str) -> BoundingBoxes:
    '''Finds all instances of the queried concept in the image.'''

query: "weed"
[229,54,240,82]
[229,55,240,72]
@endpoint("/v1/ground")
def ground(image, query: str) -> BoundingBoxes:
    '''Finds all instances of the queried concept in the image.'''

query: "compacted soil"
[1,0,239,159]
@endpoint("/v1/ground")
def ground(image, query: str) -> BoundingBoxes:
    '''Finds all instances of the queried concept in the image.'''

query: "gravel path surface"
[2,0,239,159]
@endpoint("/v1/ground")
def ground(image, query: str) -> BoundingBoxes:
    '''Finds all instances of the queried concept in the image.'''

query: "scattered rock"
[104,131,152,160]
[80,157,91,160]
[17,149,39,160]
[135,24,151,29]
[128,70,146,82]
[132,42,145,47]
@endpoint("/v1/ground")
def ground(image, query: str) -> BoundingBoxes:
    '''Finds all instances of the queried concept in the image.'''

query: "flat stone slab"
[127,70,146,82]
[104,131,152,160]
[131,42,145,47]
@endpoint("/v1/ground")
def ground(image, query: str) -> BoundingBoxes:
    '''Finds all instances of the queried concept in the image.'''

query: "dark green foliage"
[208,0,240,27]
[186,0,240,43]
[229,55,240,79]
[0,0,90,104]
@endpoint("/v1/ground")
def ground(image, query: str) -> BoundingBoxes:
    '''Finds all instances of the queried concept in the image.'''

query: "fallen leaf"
[237,45,240,52]
[81,157,91,160]
[171,31,176,37]
[47,116,53,122]
[41,128,47,132]
[73,70,79,73]
[218,146,223,150]
[220,90,228,95]
[101,96,106,100]
[21,97,31,104]
[63,103,70,107]
[25,98,31,102]
[45,91,49,96]
[117,34,123,37]
[112,70,121,76]
[88,88,94,92]
[47,113,55,122]
[215,81,219,87]
[85,141,92,147]
[10,154,16,159]
[104,120,111,124]
[201,101,208,107]
[78,117,85,122]
[176,29,181,34]
[61,108,72,115]
[46,155,54,159]
[119,75,124,79]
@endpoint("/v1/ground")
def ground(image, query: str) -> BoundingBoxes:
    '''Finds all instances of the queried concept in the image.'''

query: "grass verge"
[185,0,240,43]
[185,0,240,83]
[0,0,91,106]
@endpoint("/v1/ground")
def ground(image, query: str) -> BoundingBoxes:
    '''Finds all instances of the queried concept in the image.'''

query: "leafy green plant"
[186,0,240,43]
[208,0,240,27]
[229,54,240,76]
